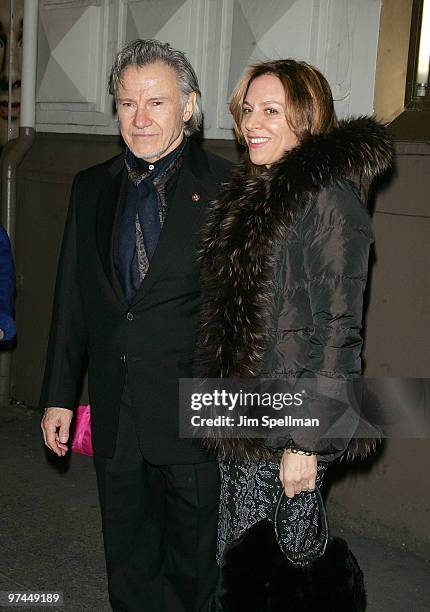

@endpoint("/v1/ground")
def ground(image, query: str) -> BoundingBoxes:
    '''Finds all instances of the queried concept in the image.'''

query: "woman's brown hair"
[230,59,337,148]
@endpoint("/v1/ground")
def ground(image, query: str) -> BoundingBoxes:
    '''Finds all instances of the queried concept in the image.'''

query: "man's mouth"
[0,101,21,120]
[132,133,158,138]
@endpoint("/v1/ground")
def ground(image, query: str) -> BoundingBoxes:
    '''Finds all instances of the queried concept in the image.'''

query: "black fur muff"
[219,520,366,612]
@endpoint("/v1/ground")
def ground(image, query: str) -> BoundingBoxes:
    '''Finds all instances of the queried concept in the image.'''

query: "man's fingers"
[45,423,62,456]
[58,422,70,444]
[41,407,73,457]
[40,419,48,446]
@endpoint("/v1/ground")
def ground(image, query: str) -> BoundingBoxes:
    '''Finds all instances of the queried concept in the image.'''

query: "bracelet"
[285,446,316,456]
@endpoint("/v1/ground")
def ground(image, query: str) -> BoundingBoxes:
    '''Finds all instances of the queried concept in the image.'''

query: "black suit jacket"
[40,140,233,463]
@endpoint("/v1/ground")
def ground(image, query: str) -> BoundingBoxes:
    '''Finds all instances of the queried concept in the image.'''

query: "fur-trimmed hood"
[194,117,393,462]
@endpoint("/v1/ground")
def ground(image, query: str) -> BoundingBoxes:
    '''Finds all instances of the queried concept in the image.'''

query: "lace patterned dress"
[217,459,327,565]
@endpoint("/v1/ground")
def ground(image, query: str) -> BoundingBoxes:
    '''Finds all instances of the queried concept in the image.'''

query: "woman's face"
[241,74,298,167]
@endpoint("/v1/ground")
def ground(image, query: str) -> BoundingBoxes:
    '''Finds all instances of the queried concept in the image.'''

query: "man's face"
[0,0,23,148]
[116,62,196,162]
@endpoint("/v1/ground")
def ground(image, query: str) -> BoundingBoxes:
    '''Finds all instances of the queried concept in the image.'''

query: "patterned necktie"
[117,139,186,303]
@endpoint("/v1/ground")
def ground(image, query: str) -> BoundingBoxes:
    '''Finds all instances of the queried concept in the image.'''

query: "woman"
[195,60,392,609]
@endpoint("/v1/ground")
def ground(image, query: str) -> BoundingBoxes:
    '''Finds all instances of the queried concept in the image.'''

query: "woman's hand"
[279,449,317,498]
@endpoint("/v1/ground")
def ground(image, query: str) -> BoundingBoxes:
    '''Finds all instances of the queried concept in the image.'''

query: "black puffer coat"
[195,117,393,461]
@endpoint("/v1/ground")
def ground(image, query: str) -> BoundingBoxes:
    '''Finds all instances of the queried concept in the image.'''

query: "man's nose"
[133,107,152,129]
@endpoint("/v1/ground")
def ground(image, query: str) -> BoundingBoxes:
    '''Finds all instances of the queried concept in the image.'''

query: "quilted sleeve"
[266,183,374,460]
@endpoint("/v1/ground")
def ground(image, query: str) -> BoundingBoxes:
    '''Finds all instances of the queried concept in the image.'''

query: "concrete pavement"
[0,404,428,611]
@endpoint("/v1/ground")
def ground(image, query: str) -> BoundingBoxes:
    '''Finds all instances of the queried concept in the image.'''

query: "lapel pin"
[191,193,201,202]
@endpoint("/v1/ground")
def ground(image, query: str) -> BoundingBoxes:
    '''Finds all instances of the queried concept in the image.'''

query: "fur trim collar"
[268,115,393,203]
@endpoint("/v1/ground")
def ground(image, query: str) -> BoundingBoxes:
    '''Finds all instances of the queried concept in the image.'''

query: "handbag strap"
[273,485,329,566]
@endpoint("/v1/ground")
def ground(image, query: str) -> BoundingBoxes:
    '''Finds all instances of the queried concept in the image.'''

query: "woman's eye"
[266,108,278,115]
[242,107,251,114]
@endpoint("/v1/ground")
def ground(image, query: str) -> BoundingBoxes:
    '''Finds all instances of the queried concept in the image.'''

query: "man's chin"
[134,151,163,162]
[128,145,163,162]
[128,133,184,162]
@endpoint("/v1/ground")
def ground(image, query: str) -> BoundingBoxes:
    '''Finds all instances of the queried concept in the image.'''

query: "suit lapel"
[131,141,212,305]
[96,156,128,308]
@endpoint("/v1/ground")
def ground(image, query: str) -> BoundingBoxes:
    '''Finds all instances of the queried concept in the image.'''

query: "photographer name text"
[190,414,319,429]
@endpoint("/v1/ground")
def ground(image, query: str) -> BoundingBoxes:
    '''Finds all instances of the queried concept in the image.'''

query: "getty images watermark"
[178,378,430,443]
[189,388,319,429]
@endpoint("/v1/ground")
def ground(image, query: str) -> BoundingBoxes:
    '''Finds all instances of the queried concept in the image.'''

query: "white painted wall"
[35,0,382,139]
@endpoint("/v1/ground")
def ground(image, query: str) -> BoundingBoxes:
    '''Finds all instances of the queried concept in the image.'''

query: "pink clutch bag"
[71,404,94,456]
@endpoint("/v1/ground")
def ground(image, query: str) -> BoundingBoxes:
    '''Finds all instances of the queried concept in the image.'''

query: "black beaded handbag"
[218,486,366,612]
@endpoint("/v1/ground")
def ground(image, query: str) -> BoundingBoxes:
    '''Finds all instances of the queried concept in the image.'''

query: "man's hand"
[41,407,74,457]
[279,450,317,498]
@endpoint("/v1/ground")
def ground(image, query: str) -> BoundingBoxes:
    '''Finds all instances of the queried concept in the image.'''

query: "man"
[0,0,23,151]
[40,39,232,612]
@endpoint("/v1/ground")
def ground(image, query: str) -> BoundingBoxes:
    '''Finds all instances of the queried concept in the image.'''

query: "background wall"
[4,0,430,557]
[35,0,382,138]
[327,141,430,557]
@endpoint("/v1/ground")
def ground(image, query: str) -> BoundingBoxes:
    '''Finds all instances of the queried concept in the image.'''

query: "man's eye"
[152,101,162,106]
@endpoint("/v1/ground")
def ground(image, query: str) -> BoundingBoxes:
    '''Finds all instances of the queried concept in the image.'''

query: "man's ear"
[183,92,197,122]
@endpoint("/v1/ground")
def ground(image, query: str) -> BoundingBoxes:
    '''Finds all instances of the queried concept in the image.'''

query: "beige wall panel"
[374,0,413,122]
[37,0,111,127]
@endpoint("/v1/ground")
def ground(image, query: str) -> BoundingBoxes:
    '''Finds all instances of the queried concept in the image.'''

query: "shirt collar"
[125,136,188,178]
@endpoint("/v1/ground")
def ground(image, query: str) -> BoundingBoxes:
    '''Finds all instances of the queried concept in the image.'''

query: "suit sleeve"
[39,176,88,410]
[266,184,373,459]
[0,225,16,341]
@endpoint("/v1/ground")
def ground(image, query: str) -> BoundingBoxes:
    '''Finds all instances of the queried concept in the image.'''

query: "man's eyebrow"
[146,96,170,101]
[116,95,171,101]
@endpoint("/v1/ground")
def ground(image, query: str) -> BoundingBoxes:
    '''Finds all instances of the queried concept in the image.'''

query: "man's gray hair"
[109,39,202,136]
